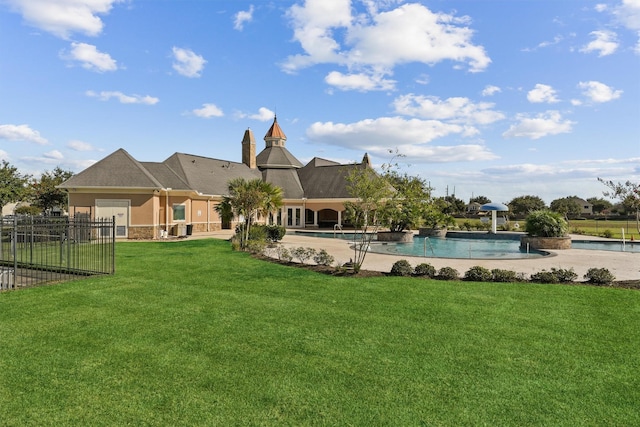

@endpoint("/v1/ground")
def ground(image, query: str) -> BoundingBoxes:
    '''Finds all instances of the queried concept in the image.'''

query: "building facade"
[59,117,370,239]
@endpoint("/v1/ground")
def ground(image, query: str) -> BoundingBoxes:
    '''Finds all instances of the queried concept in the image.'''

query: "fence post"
[111,216,116,274]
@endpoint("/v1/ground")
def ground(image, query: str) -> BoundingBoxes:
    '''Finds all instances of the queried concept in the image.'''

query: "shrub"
[245,239,266,254]
[291,247,316,264]
[265,225,286,242]
[390,260,413,276]
[584,268,616,285]
[491,268,519,283]
[552,268,578,283]
[14,205,42,215]
[464,266,493,282]
[530,270,558,283]
[602,229,613,238]
[313,249,335,266]
[525,210,568,237]
[414,263,436,278]
[437,266,459,281]
[275,246,292,262]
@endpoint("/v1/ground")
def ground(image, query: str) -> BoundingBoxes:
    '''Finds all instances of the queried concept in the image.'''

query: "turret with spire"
[264,115,287,148]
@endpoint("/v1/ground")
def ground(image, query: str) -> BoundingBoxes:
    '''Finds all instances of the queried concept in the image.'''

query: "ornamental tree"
[598,178,640,234]
[220,178,283,250]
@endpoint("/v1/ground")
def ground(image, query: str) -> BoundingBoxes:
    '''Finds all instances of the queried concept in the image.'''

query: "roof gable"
[59,148,162,189]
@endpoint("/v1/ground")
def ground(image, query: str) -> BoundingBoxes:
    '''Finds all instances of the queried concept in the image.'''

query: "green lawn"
[1,240,639,426]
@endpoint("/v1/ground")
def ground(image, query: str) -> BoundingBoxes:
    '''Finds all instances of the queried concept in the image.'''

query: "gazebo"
[480,202,509,234]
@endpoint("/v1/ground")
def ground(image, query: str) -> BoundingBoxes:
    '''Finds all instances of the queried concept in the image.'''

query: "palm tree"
[222,178,283,249]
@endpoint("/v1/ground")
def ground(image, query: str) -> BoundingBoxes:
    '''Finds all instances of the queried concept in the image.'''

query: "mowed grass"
[1,240,639,426]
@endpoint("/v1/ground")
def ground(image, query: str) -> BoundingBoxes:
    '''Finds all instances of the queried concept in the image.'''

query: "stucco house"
[59,117,371,239]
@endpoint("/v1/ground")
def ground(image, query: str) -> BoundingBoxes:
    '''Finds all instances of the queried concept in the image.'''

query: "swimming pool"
[294,231,547,259]
[571,240,640,253]
[293,231,640,259]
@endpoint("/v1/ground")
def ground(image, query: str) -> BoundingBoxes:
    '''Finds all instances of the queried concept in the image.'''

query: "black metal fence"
[0,215,115,290]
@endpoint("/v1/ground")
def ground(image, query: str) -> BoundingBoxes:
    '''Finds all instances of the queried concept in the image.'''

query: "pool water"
[571,240,640,253]
[370,237,546,259]
[294,232,546,259]
[294,231,640,259]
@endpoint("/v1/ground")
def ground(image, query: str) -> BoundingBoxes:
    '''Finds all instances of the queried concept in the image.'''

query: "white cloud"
[580,30,619,56]
[236,107,275,121]
[578,81,623,103]
[0,124,48,144]
[614,0,640,31]
[234,5,254,31]
[527,84,560,103]
[43,150,64,160]
[284,1,490,91]
[502,111,575,140]
[482,85,501,96]
[86,90,159,105]
[324,71,395,91]
[191,104,224,118]
[4,0,124,39]
[393,94,505,125]
[306,116,497,163]
[249,107,275,121]
[172,47,206,78]
[60,42,118,72]
[0,150,8,161]
[67,140,97,151]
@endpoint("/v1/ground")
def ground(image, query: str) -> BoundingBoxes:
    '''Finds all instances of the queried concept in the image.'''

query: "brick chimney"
[241,128,256,169]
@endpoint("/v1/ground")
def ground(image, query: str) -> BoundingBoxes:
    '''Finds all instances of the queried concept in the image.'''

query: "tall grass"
[1,239,638,426]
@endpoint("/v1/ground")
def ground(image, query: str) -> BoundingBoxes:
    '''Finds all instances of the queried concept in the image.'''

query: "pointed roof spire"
[362,152,371,167]
[264,115,287,140]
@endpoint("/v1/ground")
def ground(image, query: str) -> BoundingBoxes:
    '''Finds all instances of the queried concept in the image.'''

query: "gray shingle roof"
[59,149,163,189]
[59,149,261,196]
[262,168,305,199]
[256,146,303,169]
[298,159,366,199]
[163,153,261,195]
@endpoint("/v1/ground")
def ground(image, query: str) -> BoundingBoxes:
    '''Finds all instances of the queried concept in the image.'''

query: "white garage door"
[96,200,130,238]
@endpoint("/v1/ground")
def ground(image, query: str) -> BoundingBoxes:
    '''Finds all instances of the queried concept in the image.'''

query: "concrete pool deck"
[199,230,639,282]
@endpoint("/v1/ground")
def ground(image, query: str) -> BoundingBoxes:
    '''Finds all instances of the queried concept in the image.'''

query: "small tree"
[221,178,283,250]
[0,160,31,213]
[508,195,546,216]
[525,210,568,237]
[422,198,456,231]
[550,196,582,219]
[469,195,491,205]
[30,167,74,213]
[586,197,612,215]
[598,178,640,234]
[343,164,391,272]
[378,171,432,232]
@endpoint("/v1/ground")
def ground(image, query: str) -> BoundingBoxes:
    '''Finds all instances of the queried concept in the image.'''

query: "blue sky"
[1,0,638,204]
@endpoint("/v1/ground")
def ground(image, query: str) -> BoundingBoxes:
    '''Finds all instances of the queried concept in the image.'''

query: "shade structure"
[480,203,509,233]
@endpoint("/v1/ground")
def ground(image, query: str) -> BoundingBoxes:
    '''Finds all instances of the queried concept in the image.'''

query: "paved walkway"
[192,230,639,281]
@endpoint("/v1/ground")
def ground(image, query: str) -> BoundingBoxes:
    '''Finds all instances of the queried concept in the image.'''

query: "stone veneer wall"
[377,231,414,243]
[127,226,156,240]
[520,236,571,250]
